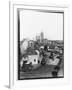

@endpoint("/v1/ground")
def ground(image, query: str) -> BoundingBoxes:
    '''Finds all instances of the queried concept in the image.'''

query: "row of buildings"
[20,32,63,70]
[20,32,63,56]
[28,32,63,50]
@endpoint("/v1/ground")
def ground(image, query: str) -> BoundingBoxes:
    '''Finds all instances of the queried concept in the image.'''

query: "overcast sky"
[20,10,63,41]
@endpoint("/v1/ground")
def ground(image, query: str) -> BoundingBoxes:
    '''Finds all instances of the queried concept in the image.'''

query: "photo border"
[17,8,64,80]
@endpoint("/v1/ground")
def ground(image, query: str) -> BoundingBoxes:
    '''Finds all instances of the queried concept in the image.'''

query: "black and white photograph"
[18,9,64,80]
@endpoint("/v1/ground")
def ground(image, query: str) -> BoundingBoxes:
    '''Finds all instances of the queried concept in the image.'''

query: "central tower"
[40,32,44,42]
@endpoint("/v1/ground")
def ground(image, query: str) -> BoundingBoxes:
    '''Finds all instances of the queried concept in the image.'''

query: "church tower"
[40,31,44,42]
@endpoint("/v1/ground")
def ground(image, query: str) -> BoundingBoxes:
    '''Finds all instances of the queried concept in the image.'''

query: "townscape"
[19,32,64,79]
